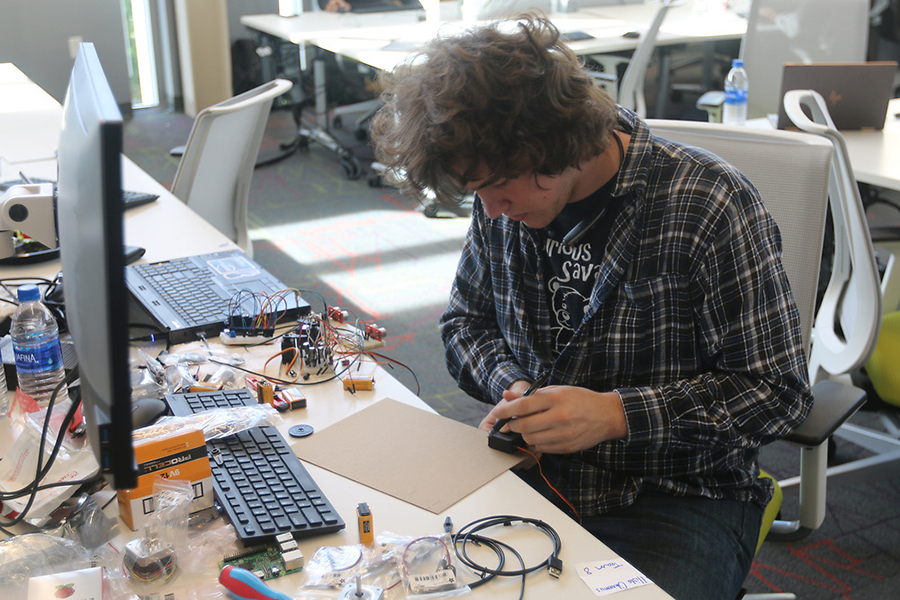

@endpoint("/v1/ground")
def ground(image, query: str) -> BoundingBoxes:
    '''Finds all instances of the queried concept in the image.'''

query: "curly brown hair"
[370,13,618,203]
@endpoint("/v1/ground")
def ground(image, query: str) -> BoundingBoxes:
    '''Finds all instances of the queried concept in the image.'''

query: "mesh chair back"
[646,120,833,354]
[171,79,293,257]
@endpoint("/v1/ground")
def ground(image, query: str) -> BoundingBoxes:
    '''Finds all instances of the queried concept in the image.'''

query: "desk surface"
[0,63,672,599]
[745,97,900,194]
[840,98,900,191]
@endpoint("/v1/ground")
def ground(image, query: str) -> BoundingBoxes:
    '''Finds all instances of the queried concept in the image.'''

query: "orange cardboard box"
[117,428,213,530]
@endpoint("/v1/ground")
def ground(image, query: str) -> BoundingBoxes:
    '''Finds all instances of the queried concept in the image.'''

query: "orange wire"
[517,446,581,523]
[264,347,299,381]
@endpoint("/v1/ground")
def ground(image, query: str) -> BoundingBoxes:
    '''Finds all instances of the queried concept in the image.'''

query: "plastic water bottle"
[0,343,8,410]
[10,284,69,406]
[723,58,749,125]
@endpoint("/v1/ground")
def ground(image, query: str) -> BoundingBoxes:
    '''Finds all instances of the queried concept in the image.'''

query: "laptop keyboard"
[165,388,345,544]
[132,258,230,326]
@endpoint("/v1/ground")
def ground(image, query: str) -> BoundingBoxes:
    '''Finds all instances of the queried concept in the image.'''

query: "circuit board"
[219,537,304,581]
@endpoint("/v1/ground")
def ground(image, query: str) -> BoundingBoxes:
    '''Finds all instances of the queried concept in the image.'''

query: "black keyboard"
[0,178,159,210]
[166,389,345,543]
[131,258,229,326]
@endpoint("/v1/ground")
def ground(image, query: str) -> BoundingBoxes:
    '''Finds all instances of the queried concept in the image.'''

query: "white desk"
[241,3,745,124]
[0,63,672,599]
[0,64,63,164]
[840,98,900,192]
[580,1,747,47]
[747,98,900,195]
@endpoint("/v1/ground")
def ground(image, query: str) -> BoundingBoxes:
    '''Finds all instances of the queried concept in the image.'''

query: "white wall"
[0,0,131,107]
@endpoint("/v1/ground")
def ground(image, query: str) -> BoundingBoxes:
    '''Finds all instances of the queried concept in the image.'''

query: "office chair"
[696,0,870,122]
[645,121,867,594]
[171,78,293,258]
[780,89,900,490]
[586,0,673,118]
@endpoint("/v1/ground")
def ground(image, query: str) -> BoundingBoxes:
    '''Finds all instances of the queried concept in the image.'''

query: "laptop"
[776,62,898,130]
[126,249,310,344]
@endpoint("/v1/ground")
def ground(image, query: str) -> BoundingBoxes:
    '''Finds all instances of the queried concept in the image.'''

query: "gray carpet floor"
[123,103,900,600]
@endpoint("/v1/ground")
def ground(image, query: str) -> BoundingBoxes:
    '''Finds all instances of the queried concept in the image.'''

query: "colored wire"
[517,447,581,523]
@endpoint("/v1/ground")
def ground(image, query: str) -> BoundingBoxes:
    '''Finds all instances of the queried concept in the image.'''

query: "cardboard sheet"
[294,398,525,513]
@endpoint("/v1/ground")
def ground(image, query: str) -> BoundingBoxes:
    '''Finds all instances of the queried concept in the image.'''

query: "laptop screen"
[776,62,897,130]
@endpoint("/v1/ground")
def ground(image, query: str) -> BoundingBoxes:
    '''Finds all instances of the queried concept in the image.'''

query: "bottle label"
[13,340,64,374]
[724,88,748,105]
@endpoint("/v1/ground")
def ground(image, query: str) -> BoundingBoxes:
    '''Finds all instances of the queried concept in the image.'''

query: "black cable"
[451,515,563,598]
[0,368,89,532]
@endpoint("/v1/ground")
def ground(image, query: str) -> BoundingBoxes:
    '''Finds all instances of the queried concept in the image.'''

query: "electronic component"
[278,387,307,410]
[220,538,304,581]
[124,538,178,584]
[342,375,375,392]
[257,379,275,405]
[339,576,384,600]
[357,502,373,545]
[488,371,550,454]
[327,306,348,323]
[487,430,525,454]
[283,318,332,373]
[336,358,378,393]
[364,323,385,342]
[190,381,224,393]
[220,330,273,346]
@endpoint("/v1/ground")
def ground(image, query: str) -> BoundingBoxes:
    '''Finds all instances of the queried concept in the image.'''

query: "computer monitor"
[56,42,137,490]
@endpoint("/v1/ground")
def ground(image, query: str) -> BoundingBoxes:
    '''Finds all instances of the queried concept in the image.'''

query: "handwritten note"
[576,559,652,596]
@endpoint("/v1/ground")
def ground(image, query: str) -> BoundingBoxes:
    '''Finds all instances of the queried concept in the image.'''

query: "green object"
[866,311,900,407]
[756,470,783,554]
[219,545,303,581]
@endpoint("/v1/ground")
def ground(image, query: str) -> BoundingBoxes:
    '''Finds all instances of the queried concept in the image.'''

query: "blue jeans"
[517,466,763,600]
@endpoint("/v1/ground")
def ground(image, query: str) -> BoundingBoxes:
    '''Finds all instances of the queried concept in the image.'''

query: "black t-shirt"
[543,178,617,354]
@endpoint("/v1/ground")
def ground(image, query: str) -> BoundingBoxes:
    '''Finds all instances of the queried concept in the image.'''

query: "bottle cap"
[16,284,41,302]
[732,59,744,68]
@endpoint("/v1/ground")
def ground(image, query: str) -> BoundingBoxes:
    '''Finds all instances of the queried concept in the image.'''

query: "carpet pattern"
[123,104,900,600]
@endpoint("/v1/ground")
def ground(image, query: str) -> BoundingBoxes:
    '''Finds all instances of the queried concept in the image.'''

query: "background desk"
[0,62,672,599]
[746,98,900,195]
[841,98,900,192]
[240,2,745,129]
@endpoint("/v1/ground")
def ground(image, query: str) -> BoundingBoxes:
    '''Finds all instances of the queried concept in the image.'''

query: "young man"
[371,14,812,599]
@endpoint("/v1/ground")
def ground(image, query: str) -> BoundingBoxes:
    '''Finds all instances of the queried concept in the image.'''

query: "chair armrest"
[785,379,867,447]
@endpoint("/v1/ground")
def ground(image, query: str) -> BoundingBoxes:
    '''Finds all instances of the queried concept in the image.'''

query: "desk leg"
[292,48,363,180]
[315,56,328,131]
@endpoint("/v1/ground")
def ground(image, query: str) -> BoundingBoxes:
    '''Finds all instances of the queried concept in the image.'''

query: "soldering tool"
[487,370,550,453]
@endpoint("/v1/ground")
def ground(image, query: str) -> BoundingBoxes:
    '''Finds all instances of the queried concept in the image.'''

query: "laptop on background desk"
[126,249,310,344]
[776,62,898,130]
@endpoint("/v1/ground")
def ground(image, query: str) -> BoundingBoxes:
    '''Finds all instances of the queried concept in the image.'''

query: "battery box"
[117,428,213,530]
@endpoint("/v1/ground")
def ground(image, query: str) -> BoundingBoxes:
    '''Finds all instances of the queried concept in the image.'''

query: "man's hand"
[323,0,352,12]
[480,384,627,454]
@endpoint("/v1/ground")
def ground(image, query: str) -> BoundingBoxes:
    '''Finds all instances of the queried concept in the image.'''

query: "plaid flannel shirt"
[440,108,813,516]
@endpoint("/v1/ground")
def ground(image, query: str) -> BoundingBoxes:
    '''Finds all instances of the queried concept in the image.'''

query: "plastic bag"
[131,404,281,444]
[391,533,470,599]
[123,478,194,588]
[0,396,99,524]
